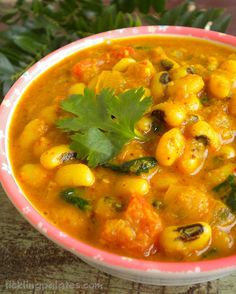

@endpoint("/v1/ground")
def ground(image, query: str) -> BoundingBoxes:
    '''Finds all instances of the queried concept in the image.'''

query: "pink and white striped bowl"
[1,26,236,285]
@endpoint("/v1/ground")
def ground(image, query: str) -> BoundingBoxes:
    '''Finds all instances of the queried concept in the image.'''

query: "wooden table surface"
[1,1,236,293]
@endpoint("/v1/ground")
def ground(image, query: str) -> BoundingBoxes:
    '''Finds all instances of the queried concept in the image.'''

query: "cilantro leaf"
[57,87,152,167]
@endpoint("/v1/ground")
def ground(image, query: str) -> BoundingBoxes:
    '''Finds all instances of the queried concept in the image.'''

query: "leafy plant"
[57,87,152,167]
[0,0,231,100]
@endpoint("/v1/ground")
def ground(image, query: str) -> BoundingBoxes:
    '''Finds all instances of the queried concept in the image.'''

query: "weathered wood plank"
[1,184,236,294]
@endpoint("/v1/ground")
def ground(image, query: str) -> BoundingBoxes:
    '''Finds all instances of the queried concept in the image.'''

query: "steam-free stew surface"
[9,37,236,261]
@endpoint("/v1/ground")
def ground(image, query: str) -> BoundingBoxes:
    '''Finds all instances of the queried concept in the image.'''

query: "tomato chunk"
[72,58,99,83]
[110,46,135,59]
[101,196,163,255]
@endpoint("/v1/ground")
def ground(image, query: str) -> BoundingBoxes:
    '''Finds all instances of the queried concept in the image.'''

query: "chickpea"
[112,57,136,72]
[160,222,212,257]
[55,164,95,187]
[177,139,207,175]
[220,59,236,73]
[156,128,185,166]
[115,176,149,196]
[19,164,48,188]
[190,121,220,151]
[18,119,48,149]
[152,102,186,127]
[208,73,231,99]
[40,145,75,169]
[68,82,85,95]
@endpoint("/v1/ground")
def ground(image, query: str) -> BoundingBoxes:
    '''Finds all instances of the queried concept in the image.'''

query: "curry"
[9,36,236,261]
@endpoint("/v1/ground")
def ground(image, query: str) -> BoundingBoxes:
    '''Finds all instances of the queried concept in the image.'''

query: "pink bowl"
[1,26,236,285]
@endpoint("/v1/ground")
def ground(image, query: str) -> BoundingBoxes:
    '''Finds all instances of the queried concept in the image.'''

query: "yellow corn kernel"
[152,102,186,127]
[156,128,185,166]
[39,105,58,125]
[55,163,95,187]
[112,57,136,72]
[115,176,149,196]
[33,137,51,157]
[177,139,207,175]
[229,92,236,116]
[216,145,235,159]
[206,163,236,187]
[170,66,193,80]
[18,119,48,149]
[151,71,169,102]
[136,116,152,133]
[208,73,231,99]
[190,121,220,151]
[19,164,48,188]
[167,74,204,99]
[68,82,85,95]
[220,59,236,73]
[151,172,179,191]
[160,222,212,257]
[40,145,75,169]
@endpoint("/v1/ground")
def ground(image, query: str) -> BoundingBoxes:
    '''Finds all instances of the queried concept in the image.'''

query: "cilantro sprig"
[57,87,152,167]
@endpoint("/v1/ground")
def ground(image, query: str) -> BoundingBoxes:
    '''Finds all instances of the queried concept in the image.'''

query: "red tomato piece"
[101,196,163,255]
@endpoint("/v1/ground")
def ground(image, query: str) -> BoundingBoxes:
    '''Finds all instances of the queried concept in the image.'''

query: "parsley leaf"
[57,87,152,167]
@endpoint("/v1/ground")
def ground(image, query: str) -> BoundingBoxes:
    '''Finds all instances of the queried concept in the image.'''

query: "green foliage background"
[0,0,231,100]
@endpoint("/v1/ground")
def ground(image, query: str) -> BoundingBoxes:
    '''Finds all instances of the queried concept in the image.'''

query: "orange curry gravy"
[9,37,236,261]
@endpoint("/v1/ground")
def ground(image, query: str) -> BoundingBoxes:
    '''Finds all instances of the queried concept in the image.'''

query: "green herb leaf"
[104,156,157,175]
[60,188,91,211]
[57,87,152,167]
[213,175,236,213]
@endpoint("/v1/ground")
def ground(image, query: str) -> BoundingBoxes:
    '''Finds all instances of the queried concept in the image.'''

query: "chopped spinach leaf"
[60,188,91,211]
[104,156,157,175]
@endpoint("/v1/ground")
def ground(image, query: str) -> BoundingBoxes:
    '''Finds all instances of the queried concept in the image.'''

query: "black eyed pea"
[68,83,85,95]
[177,139,208,175]
[152,102,186,127]
[208,73,231,99]
[190,121,221,151]
[156,128,185,166]
[160,222,212,257]
[206,163,236,187]
[220,59,236,74]
[167,74,204,99]
[55,163,95,187]
[18,119,48,149]
[151,71,170,102]
[112,57,136,72]
[115,176,150,196]
[39,105,59,125]
[170,65,194,80]
[19,164,48,188]
[40,145,76,169]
